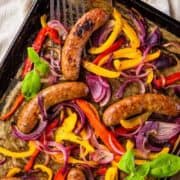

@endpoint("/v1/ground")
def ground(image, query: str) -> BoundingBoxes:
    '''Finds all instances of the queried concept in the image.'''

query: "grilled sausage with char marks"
[61,8,109,80]
[103,93,180,126]
[17,82,89,133]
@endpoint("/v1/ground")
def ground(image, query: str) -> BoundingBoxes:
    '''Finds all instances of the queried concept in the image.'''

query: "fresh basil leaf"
[149,153,180,178]
[126,173,144,180]
[27,47,49,76]
[21,70,41,100]
[136,163,150,177]
[34,58,49,76]
[27,47,39,64]
[118,150,135,174]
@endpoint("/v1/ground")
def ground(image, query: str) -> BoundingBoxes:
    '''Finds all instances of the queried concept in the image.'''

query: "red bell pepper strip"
[96,166,107,175]
[21,26,61,78]
[93,37,125,65]
[24,149,40,172]
[0,94,24,121]
[54,168,65,180]
[153,72,180,88]
[75,99,125,156]
[24,119,59,171]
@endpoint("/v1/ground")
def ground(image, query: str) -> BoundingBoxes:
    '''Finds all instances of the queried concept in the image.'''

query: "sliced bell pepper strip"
[21,26,61,78]
[54,168,65,180]
[97,48,141,66]
[83,61,121,78]
[113,50,161,71]
[135,159,149,165]
[6,167,21,177]
[52,153,97,167]
[146,68,154,84]
[120,112,151,129]
[56,131,94,153]
[34,164,53,180]
[93,37,125,64]
[113,48,142,59]
[122,19,140,49]
[24,118,59,172]
[105,166,118,180]
[126,140,134,151]
[0,141,36,158]
[0,93,24,121]
[75,99,125,156]
[40,15,47,28]
[24,148,40,172]
[89,8,123,54]
[153,72,180,88]
[134,147,170,160]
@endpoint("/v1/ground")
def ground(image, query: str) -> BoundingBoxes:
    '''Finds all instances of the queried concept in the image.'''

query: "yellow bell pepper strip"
[55,112,94,153]
[52,153,97,167]
[126,140,134,151]
[89,8,123,54]
[40,15,47,28]
[83,61,121,78]
[113,49,161,71]
[6,167,21,177]
[75,99,125,157]
[135,159,149,165]
[0,141,36,158]
[134,147,170,160]
[120,112,152,129]
[34,164,53,180]
[113,48,142,59]
[105,167,118,180]
[93,37,126,65]
[122,19,140,49]
[146,68,154,84]
[60,113,77,133]
[97,48,142,66]
[113,57,141,71]
[55,131,94,153]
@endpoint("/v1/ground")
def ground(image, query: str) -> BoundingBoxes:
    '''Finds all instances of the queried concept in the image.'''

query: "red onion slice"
[115,78,146,99]
[12,118,47,141]
[90,149,114,164]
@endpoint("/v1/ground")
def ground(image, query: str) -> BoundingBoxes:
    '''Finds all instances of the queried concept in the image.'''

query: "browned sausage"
[66,168,86,180]
[103,93,180,126]
[61,8,109,80]
[17,82,89,133]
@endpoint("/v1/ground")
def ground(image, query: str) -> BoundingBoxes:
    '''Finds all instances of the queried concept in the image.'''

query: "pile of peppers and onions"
[0,6,179,180]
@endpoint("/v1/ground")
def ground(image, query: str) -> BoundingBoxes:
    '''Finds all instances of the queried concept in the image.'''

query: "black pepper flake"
[75,19,94,38]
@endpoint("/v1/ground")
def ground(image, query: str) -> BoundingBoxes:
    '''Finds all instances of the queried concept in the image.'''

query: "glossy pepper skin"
[21,26,61,78]
[153,72,180,88]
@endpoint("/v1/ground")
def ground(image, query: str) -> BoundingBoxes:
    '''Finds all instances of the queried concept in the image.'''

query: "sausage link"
[103,93,180,126]
[66,168,86,180]
[17,82,89,133]
[61,8,109,80]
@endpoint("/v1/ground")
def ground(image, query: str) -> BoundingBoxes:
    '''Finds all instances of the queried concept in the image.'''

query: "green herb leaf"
[27,47,49,76]
[21,70,41,100]
[136,163,150,177]
[118,150,135,174]
[126,173,144,180]
[149,153,180,178]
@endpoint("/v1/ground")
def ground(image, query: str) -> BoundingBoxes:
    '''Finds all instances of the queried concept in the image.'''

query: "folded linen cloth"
[0,0,36,64]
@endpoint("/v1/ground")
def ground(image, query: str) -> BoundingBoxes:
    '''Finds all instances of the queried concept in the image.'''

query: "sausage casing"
[66,168,86,180]
[17,82,89,133]
[103,93,180,126]
[61,8,109,80]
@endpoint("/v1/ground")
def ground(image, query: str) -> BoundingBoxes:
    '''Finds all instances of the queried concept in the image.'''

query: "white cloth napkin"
[0,0,36,64]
